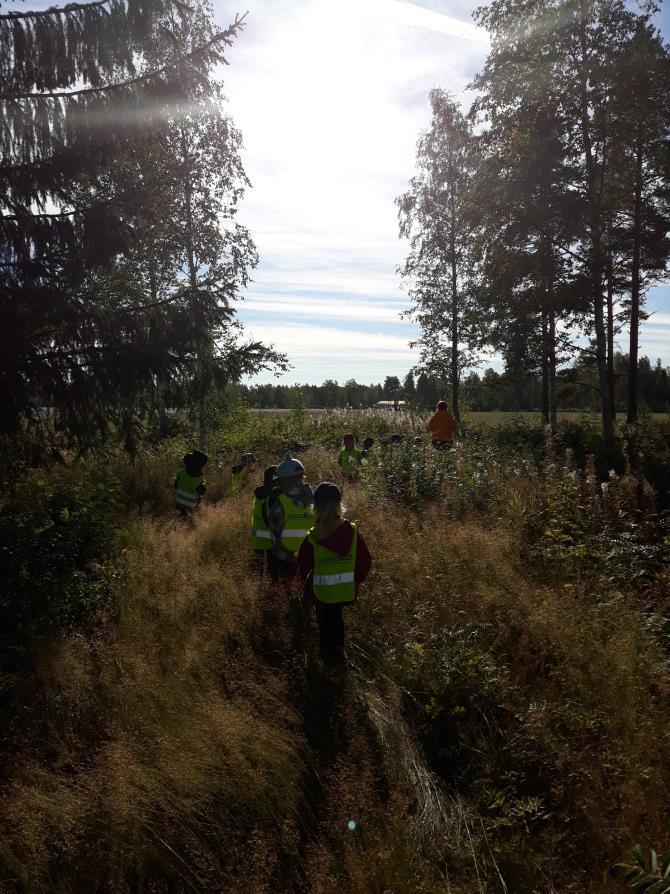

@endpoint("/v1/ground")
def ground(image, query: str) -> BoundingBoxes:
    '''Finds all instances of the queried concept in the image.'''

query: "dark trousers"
[266,551,298,583]
[315,602,345,666]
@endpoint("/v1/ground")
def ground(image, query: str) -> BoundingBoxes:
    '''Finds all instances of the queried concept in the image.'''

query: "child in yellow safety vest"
[264,452,314,582]
[338,433,362,485]
[250,465,277,568]
[174,450,208,518]
[298,481,372,667]
[228,452,257,496]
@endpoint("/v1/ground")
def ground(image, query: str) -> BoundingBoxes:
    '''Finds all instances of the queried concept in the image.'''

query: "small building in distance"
[374,400,406,412]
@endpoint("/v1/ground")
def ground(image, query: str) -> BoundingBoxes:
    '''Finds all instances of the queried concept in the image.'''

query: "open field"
[250,407,670,425]
[1,411,669,892]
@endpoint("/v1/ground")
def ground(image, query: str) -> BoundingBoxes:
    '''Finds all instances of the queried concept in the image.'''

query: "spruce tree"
[0,0,246,445]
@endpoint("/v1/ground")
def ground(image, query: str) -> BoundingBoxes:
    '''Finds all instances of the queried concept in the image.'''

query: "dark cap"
[183,449,208,469]
[313,481,342,505]
[263,465,278,486]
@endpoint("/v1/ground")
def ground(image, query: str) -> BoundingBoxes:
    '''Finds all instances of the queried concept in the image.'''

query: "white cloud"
[215,0,488,381]
[240,295,411,322]
[380,0,487,41]
[217,1,670,381]
[242,321,420,380]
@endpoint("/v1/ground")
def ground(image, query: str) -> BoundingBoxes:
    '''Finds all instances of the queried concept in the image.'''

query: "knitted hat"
[183,449,208,471]
[274,451,305,478]
[313,481,342,505]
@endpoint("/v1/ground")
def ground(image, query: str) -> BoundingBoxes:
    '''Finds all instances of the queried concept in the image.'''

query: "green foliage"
[0,466,122,673]
[1,0,249,446]
[614,846,670,893]
[362,442,446,508]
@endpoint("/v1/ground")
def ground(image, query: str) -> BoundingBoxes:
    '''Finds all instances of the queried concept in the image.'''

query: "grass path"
[2,463,669,892]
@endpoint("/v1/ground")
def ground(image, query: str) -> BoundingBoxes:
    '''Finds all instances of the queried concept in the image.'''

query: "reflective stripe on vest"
[278,493,314,554]
[313,571,355,586]
[308,522,357,604]
[175,468,203,508]
[251,496,272,550]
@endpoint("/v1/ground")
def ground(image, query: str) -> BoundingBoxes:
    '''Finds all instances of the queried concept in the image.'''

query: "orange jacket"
[427,410,456,442]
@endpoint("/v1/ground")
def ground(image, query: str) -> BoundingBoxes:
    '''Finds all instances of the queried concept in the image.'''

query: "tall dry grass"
[0,488,460,892]
[1,445,669,892]
[349,496,670,890]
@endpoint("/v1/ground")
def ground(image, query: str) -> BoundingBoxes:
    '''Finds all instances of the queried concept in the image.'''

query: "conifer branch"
[0,0,110,21]
[2,14,247,100]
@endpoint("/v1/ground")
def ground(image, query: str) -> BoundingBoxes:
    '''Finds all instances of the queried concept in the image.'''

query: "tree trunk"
[606,250,616,419]
[449,227,460,423]
[548,308,557,433]
[627,131,643,426]
[578,8,614,454]
[147,250,169,437]
[541,309,549,425]
[180,126,207,452]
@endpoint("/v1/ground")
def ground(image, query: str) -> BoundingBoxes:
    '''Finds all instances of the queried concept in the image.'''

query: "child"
[264,452,314,581]
[228,452,258,495]
[380,433,402,454]
[360,436,374,466]
[338,433,362,484]
[298,481,372,668]
[174,449,208,518]
[251,464,277,567]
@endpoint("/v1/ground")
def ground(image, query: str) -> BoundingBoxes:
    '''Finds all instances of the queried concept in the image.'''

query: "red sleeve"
[354,531,372,583]
[297,538,314,580]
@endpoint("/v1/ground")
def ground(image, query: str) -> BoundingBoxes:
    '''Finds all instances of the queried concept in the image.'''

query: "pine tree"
[472,0,669,454]
[397,90,480,422]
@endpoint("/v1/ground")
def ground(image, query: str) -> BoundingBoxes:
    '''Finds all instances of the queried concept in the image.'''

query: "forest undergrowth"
[1,408,669,892]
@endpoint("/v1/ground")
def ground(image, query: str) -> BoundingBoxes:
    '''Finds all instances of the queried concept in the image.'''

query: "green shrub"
[0,465,122,672]
[614,845,670,893]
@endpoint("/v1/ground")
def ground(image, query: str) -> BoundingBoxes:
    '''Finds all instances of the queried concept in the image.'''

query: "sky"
[218,0,670,386]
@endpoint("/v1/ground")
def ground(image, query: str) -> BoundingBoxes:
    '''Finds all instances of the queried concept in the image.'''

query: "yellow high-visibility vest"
[251,496,272,550]
[175,467,203,509]
[278,494,314,553]
[228,467,246,496]
[308,523,357,604]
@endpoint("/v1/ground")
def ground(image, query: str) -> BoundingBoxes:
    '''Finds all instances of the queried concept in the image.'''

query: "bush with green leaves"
[614,845,670,893]
[0,466,122,674]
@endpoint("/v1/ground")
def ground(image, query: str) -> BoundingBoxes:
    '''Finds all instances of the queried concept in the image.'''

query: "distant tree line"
[232,354,670,413]
[399,0,670,454]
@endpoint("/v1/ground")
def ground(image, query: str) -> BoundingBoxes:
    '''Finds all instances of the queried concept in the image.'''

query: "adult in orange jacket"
[427,400,457,448]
